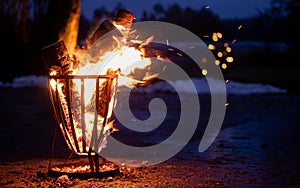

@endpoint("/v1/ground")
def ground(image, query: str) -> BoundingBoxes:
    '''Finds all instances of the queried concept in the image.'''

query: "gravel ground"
[0,88,300,187]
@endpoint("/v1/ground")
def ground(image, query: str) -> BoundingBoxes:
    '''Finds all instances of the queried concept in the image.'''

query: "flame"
[49,24,154,154]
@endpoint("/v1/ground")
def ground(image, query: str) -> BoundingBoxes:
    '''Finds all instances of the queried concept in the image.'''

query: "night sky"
[81,0,271,20]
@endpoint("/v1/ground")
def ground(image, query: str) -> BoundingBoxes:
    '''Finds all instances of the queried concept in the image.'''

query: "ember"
[48,160,119,179]
[50,162,117,173]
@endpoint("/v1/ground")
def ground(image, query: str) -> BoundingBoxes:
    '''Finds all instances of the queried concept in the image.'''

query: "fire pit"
[47,74,119,178]
[41,9,153,178]
[42,38,119,178]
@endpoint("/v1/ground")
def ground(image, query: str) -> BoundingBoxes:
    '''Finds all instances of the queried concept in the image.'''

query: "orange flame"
[49,24,154,154]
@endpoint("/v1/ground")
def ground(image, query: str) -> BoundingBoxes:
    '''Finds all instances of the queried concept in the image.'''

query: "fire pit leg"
[88,150,95,172]
[48,124,58,172]
[94,154,100,173]
[87,150,100,173]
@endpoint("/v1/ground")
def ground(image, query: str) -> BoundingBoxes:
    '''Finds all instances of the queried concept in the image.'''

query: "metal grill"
[47,74,119,177]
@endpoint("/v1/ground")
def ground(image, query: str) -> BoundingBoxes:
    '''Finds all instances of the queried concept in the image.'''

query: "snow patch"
[0,75,287,94]
[0,75,47,88]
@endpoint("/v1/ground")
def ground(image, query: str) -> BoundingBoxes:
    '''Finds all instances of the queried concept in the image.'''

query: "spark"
[217,52,223,57]
[212,33,218,42]
[177,52,183,57]
[238,25,243,30]
[225,103,229,107]
[226,57,234,63]
[202,69,208,76]
[226,80,229,83]
[226,47,232,53]
[221,63,227,69]
[208,44,216,50]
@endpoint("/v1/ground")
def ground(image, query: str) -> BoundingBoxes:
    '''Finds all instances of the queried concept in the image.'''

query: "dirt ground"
[0,88,300,187]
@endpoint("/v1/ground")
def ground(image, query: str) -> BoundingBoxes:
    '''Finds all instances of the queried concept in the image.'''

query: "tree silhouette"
[286,0,300,47]
[0,0,297,81]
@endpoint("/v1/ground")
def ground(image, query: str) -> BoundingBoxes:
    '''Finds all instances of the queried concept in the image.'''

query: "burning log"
[83,9,134,50]
[41,40,77,75]
[87,68,119,118]
[41,9,135,73]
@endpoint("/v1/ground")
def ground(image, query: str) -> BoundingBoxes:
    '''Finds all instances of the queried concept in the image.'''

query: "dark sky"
[81,0,271,20]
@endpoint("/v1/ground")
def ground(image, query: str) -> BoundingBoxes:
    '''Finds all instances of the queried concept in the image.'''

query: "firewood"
[86,68,118,117]
[41,40,78,75]
[84,9,134,49]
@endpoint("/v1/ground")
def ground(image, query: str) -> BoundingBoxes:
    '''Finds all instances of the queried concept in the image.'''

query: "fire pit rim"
[48,74,118,79]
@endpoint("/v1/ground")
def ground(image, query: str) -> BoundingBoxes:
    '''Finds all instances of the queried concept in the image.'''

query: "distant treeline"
[86,1,300,43]
[0,0,299,81]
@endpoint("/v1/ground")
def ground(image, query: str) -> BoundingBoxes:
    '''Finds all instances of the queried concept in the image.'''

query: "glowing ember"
[50,162,117,173]
[226,57,234,63]
[208,44,216,50]
[226,47,232,53]
[221,63,227,69]
[207,31,234,73]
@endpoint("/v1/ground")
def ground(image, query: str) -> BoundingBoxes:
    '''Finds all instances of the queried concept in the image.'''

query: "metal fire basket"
[47,74,119,178]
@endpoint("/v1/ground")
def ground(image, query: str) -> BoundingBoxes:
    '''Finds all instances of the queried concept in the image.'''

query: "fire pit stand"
[47,74,119,179]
